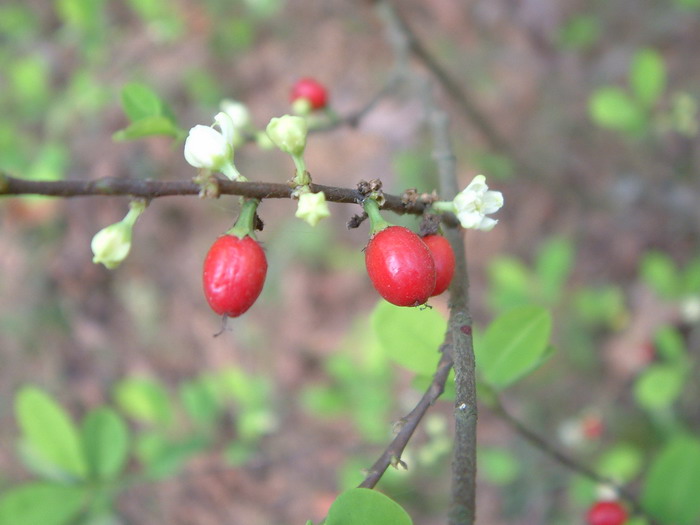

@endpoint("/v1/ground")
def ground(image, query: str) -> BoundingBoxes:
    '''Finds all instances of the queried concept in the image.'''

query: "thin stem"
[359,351,454,489]
[362,198,391,235]
[226,198,260,239]
[0,173,435,218]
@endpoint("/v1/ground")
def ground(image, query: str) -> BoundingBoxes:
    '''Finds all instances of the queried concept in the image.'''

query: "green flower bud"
[266,115,308,157]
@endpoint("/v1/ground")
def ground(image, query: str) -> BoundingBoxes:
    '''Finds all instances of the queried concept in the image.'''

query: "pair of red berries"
[365,226,456,307]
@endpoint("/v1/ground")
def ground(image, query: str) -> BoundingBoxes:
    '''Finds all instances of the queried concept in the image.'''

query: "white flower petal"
[477,217,498,231]
[481,190,504,214]
[184,125,231,169]
[220,99,252,129]
[214,112,236,149]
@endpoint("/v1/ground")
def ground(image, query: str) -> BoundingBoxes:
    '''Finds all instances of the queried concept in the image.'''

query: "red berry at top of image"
[422,234,456,296]
[203,235,267,317]
[365,226,436,307]
[290,77,328,110]
[586,501,628,525]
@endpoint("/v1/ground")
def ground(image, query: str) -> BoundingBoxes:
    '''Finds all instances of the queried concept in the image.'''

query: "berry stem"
[363,197,391,236]
[123,199,148,227]
[292,155,310,186]
[227,198,261,239]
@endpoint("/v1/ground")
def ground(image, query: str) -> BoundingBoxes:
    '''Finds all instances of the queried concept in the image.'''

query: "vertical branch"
[427,93,478,525]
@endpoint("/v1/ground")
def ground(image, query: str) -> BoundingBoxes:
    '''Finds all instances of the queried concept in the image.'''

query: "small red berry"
[203,235,267,317]
[586,501,628,525]
[422,234,456,296]
[365,226,436,307]
[290,77,328,110]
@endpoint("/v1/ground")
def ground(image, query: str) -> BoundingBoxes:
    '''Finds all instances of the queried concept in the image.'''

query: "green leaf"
[681,256,700,294]
[596,444,643,482]
[653,326,687,363]
[120,82,167,122]
[589,87,647,135]
[633,364,686,410]
[535,237,575,303]
[15,387,88,479]
[640,251,679,298]
[479,447,520,485]
[179,379,220,427]
[112,116,184,141]
[136,434,207,479]
[487,257,533,310]
[371,300,447,374]
[113,377,172,427]
[630,49,666,107]
[556,15,600,51]
[0,483,86,525]
[642,435,700,525]
[325,488,413,525]
[476,305,552,389]
[81,407,129,480]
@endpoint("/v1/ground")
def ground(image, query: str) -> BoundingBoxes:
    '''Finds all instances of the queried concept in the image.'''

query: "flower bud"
[220,99,252,130]
[91,201,146,270]
[295,190,330,227]
[266,115,307,157]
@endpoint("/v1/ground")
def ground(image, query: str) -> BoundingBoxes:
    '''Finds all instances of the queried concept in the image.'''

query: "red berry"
[422,234,456,296]
[290,77,328,110]
[203,235,267,317]
[586,501,628,525]
[365,226,436,307]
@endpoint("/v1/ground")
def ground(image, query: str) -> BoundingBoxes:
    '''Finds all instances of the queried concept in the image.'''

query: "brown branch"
[490,397,662,525]
[0,171,438,218]
[358,351,453,489]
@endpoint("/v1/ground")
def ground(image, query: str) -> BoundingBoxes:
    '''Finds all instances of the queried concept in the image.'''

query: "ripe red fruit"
[422,234,456,296]
[290,77,328,110]
[586,501,628,525]
[203,235,267,317]
[365,226,436,307]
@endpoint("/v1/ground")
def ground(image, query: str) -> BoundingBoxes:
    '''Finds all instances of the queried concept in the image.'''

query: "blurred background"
[1,1,699,524]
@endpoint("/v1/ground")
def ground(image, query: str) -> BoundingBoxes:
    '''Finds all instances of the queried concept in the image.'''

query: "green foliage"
[15,386,88,480]
[630,50,666,108]
[557,15,600,51]
[0,483,86,525]
[479,447,521,485]
[642,435,700,525]
[81,408,130,481]
[470,151,515,180]
[634,364,687,411]
[572,285,626,329]
[596,443,643,482]
[113,377,173,427]
[589,48,667,138]
[113,83,184,141]
[589,87,647,135]
[325,488,413,525]
[372,300,447,374]
[476,305,553,390]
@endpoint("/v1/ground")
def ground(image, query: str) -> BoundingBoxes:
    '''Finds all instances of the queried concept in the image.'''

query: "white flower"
[266,115,307,157]
[295,191,330,227]
[184,124,232,170]
[453,175,504,231]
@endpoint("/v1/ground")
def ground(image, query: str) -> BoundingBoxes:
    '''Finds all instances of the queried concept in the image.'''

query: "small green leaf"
[535,237,575,303]
[15,386,88,479]
[653,326,687,363]
[479,447,520,485]
[487,257,533,310]
[325,488,413,525]
[633,364,686,410]
[476,305,553,389]
[113,377,172,427]
[81,407,129,480]
[112,116,184,141]
[120,82,167,122]
[681,256,700,294]
[557,15,600,50]
[630,49,666,107]
[589,87,647,135]
[371,300,447,374]
[640,251,679,298]
[0,483,86,525]
[596,444,643,482]
[642,435,700,525]
[179,379,220,427]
